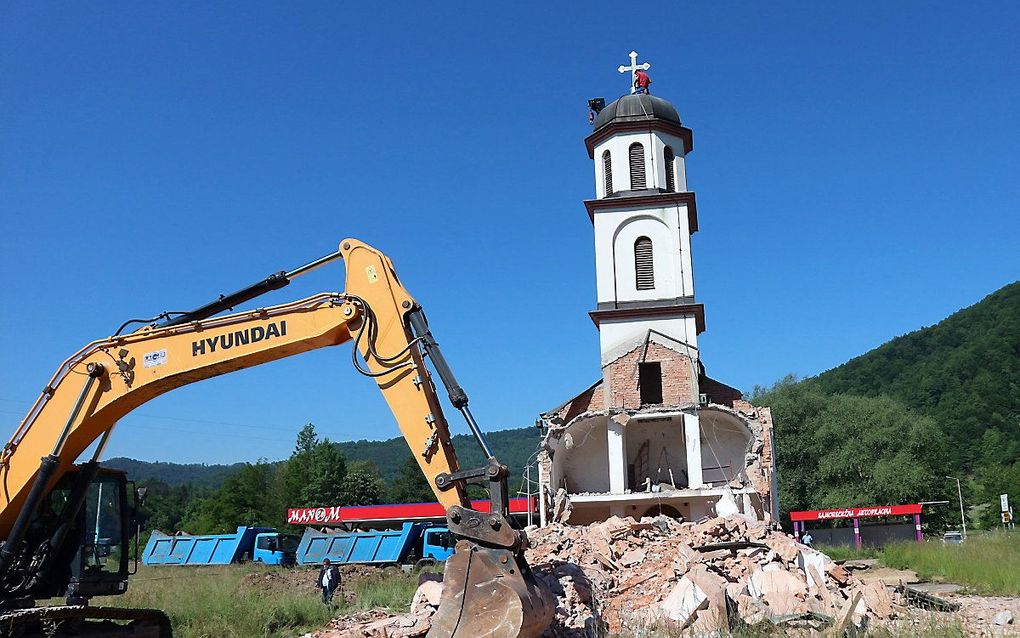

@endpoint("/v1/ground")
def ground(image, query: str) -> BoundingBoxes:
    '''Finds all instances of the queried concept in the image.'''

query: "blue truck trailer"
[295,522,454,567]
[142,526,299,566]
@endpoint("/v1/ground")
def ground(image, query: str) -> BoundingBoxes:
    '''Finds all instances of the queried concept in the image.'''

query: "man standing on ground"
[317,558,341,606]
[802,531,814,547]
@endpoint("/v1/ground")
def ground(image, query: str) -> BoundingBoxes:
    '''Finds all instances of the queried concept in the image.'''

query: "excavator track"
[0,605,171,638]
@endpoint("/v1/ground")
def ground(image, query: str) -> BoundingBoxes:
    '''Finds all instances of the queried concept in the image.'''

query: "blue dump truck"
[295,522,454,567]
[142,526,299,566]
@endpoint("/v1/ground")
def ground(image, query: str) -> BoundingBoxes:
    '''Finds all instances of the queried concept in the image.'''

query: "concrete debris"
[713,489,740,517]
[896,583,962,612]
[659,576,707,626]
[409,579,442,615]
[551,488,573,524]
[523,514,905,635]
[313,608,432,638]
[315,514,933,637]
[993,610,1014,626]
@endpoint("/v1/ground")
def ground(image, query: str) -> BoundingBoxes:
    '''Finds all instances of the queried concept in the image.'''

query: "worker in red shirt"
[634,69,651,95]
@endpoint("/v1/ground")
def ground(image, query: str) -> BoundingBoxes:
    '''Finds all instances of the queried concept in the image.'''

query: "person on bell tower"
[634,69,652,94]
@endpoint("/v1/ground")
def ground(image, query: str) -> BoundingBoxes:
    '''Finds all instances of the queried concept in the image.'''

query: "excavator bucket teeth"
[428,540,555,638]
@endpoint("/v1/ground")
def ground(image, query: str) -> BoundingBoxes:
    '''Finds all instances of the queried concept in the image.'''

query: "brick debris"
[309,513,914,637]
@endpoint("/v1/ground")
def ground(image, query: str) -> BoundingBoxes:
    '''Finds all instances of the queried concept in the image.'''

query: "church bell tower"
[585,52,705,392]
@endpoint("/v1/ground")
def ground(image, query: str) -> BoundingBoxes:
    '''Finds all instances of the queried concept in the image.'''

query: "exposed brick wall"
[548,382,605,423]
[699,375,743,407]
[603,342,696,409]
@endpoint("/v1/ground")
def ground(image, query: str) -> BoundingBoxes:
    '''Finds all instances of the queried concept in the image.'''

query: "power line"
[0,396,354,436]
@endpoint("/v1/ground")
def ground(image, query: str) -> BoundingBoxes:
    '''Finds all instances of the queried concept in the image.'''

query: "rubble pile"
[311,514,907,637]
[526,514,900,635]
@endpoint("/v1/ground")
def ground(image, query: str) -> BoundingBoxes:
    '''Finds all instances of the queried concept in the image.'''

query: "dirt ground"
[240,563,401,606]
[948,595,1020,636]
[840,559,1018,636]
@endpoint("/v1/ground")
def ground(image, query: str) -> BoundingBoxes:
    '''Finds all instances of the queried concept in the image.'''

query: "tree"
[388,455,436,504]
[180,460,276,533]
[279,423,318,505]
[340,460,385,505]
[756,378,950,528]
[294,423,319,456]
[300,441,348,507]
[807,394,947,509]
[135,480,204,535]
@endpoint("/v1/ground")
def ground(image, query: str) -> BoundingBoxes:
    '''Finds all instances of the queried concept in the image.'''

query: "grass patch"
[879,531,1020,596]
[93,564,333,638]
[347,567,421,612]
[85,563,427,638]
[813,544,881,561]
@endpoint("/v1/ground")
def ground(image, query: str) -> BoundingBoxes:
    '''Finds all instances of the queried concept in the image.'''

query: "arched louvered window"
[629,143,646,190]
[635,236,654,290]
[664,146,676,192]
[602,150,613,196]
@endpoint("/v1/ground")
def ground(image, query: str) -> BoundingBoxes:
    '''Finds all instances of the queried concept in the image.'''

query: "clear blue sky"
[2,3,1017,464]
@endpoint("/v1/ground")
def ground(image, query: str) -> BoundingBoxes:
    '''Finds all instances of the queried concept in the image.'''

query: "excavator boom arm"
[0,240,467,537]
[0,238,553,638]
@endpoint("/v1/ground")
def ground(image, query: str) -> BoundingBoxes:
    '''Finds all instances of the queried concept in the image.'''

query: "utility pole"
[946,476,967,540]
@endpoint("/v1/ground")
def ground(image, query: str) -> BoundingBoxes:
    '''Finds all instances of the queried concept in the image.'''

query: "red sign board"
[789,504,922,522]
[287,497,535,525]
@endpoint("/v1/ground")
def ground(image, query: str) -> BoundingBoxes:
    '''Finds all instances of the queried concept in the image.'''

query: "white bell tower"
[584,53,705,369]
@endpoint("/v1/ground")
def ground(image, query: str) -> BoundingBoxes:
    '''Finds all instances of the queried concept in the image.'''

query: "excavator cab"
[0,465,171,637]
[67,468,133,601]
[6,464,134,604]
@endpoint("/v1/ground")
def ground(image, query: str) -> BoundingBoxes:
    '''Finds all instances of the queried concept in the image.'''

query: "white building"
[536,60,778,526]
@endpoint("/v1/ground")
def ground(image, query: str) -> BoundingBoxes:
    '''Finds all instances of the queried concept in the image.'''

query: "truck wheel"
[414,558,436,570]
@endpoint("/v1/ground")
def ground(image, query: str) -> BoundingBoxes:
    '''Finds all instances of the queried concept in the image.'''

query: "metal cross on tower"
[618,50,651,95]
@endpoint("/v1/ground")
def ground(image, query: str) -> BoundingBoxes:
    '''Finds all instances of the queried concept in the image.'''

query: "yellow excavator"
[0,239,554,637]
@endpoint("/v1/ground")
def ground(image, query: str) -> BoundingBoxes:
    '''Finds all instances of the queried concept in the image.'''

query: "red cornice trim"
[584,191,698,233]
[585,122,694,158]
[589,303,706,334]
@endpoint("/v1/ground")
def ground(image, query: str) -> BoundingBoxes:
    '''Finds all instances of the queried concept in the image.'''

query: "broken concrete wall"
[551,415,611,493]
[699,409,753,486]
[537,325,776,527]
[539,398,776,526]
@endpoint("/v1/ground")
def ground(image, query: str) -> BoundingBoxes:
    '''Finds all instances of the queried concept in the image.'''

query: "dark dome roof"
[593,94,681,131]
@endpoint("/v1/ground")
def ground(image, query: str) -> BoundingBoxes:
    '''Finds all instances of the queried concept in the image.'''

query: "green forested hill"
[756,281,1020,528]
[810,281,1020,470]
[332,426,541,485]
[122,424,542,534]
[109,426,541,489]
[104,458,246,487]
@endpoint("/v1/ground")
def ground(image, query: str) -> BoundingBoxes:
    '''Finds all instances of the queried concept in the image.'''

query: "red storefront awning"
[790,504,923,522]
[287,497,535,526]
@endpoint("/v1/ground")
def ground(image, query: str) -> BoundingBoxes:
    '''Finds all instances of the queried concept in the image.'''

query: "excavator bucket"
[428,540,555,638]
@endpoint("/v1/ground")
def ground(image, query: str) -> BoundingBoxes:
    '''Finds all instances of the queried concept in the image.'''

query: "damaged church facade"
[536,61,778,526]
